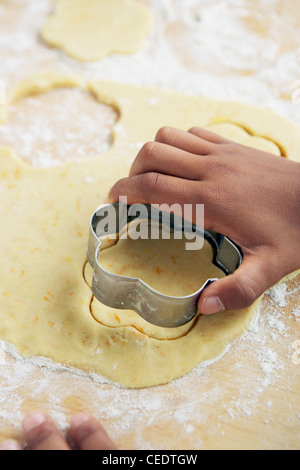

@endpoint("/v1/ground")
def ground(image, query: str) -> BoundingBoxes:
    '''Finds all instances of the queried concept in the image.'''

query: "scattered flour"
[267,283,288,308]
[0,276,299,449]
[292,307,300,322]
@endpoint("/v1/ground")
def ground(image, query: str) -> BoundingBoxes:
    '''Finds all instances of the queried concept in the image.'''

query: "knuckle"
[233,275,261,307]
[141,172,166,193]
[27,421,56,448]
[203,157,232,177]
[73,421,100,444]
[201,158,215,175]
[223,142,238,156]
[140,141,157,160]
[109,177,127,197]
[188,126,201,134]
[155,126,172,142]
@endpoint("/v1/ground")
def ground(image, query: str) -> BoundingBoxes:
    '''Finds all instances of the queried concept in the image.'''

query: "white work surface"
[0,0,299,450]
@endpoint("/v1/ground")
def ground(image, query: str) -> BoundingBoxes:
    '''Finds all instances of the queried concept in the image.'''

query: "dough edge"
[1,73,300,389]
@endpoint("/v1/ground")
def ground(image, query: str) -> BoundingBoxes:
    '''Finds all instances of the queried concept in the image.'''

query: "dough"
[0,74,300,388]
[41,0,153,61]
[86,237,226,341]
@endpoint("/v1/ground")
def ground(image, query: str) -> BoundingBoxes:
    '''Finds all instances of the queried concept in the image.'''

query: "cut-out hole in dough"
[83,237,225,340]
[0,87,119,167]
[206,121,286,157]
[83,261,199,341]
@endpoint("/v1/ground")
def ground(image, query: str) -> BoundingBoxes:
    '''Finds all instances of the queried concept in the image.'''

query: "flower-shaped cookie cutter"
[87,203,243,328]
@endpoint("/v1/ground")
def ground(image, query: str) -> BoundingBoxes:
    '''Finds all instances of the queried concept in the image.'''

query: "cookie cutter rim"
[87,203,243,328]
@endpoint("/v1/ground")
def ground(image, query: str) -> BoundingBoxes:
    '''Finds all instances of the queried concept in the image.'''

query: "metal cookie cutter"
[87,203,243,328]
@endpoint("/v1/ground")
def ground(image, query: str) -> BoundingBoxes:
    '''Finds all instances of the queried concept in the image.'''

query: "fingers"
[0,440,23,451]
[188,127,229,144]
[129,141,205,180]
[198,253,281,314]
[0,412,117,451]
[22,411,71,450]
[70,413,116,451]
[155,126,214,154]
[109,172,197,206]
[110,126,228,205]
[129,125,218,180]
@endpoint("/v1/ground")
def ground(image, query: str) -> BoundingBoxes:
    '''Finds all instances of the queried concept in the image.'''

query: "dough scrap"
[41,0,154,61]
[0,74,300,388]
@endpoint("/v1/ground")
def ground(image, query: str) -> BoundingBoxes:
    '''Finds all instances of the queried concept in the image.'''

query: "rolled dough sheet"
[41,0,154,61]
[0,74,300,388]
[85,237,226,341]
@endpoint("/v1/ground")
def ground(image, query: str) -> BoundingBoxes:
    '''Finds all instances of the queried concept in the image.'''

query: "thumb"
[197,254,278,314]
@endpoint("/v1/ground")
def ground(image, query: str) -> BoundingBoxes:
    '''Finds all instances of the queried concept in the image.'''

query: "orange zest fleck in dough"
[116,265,130,276]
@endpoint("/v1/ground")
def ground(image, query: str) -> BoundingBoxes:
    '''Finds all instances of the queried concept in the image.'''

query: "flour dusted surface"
[0,279,299,449]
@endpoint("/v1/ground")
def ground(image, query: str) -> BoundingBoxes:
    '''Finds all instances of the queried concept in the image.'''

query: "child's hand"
[109,127,300,315]
[0,412,116,451]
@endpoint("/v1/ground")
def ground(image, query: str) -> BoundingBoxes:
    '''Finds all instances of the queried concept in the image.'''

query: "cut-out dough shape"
[85,237,226,341]
[0,86,119,166]
[41,0,154,61]
[0,74,300,388]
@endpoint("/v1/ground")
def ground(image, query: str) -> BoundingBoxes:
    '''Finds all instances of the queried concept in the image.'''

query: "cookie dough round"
[41,0,154,61]
[0,74,299,388]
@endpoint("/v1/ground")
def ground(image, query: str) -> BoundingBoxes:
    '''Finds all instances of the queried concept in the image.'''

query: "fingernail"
[200,296,225,315]
[71,413,90,430]
[0,440,22,451]
[23,412,46,433]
